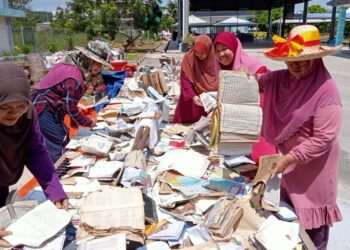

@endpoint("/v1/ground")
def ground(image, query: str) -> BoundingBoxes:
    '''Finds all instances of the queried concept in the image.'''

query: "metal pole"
[177,0,183,42]
[281,4,287,37]
[329,6,337,42]
[267,8,272,39]
[182,0,189,40]
[302,0,308,24]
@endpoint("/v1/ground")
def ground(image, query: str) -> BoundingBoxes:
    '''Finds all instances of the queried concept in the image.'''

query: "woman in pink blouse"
[261,25,343,249]
[173,35,220,123]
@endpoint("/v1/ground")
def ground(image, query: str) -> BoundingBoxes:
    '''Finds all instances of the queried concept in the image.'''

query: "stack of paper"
[79,186,145,243]
[216,71,262,156]
[205,199,243,241]
[148,221,186,241]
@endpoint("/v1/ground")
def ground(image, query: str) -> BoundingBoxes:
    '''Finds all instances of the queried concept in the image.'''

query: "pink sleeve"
[180,70,197,102]
[290,105,342,164]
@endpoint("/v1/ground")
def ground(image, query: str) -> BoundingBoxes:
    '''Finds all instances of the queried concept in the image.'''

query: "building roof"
[191,10,253,25]
[327,0,350,7]
[189,0,306,11]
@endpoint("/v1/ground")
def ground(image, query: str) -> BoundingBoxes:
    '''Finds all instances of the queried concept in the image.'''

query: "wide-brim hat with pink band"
[264,25,342,61]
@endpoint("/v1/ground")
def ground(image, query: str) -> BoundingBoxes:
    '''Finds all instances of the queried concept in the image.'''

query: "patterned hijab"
[181,35,220,94]
[0,62,35,186]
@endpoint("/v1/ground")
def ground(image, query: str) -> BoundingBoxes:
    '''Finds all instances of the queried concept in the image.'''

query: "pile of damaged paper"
[14,56,316,250]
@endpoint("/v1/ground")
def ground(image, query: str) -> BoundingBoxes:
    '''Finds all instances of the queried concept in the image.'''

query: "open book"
[79,186,145,243]
[215,71,262,156]
[4,201,71,247]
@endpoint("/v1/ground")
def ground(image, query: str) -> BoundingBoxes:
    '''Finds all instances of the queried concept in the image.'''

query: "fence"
[12,26,89,54]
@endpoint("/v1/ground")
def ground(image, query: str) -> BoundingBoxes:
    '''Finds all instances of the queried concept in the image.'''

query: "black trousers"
[0,186,9,207]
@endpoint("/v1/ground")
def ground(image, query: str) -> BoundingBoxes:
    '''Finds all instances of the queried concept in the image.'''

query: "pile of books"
[215,71,262,157]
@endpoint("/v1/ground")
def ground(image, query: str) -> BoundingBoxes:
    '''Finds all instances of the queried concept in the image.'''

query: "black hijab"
[0,62,35,186]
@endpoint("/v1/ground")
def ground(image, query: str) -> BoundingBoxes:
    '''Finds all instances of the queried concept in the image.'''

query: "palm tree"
[164,0,178,21]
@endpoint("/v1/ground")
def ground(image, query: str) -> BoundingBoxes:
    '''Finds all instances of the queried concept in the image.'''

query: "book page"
[199,92,217,113]
[80,234,126,250]
[220,104,262,135]
[4,201,71,247]
[219,71,259,105]
[263,174,282,208]
[80,187,145,231]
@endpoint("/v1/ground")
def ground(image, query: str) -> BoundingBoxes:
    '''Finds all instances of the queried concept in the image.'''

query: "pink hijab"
[260,58,342,145]
[35,63,84,90]
[214,32,265,74]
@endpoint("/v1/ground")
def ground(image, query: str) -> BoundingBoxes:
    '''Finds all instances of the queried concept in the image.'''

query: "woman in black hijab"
[0,62,67,248]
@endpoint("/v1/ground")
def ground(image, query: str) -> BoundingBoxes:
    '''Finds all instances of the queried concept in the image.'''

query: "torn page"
[263,173,282,208]
[156,150,209,178]
[79,233,126,250]
[4,201,71,247]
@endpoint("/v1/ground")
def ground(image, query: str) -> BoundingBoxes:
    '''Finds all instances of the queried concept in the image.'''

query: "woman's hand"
[271,153,297,178]
[89,118,98,128]
[0,228,12,248]
[54,198,69,210]
[192,96,203,106]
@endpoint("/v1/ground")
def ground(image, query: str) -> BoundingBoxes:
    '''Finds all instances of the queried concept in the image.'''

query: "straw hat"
[264,25,342,61]
[76,40,113,69]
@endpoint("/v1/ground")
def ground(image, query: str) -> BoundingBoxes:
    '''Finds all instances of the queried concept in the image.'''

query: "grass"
[124,52,146,62]
[12,28,89,53]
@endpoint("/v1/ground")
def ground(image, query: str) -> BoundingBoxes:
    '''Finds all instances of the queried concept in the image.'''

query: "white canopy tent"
[174,15,208,27]
[215,16,257,26]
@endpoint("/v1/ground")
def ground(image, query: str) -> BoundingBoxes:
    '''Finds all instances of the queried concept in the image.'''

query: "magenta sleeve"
[24,112,67,201]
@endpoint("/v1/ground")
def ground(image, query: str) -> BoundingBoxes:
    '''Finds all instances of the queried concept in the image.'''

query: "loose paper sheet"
[4,201,71,247]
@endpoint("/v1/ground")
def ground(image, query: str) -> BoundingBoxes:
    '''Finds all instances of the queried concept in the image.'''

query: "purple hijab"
[35,63,84,90]
[260,58,342,145]
[214,32,265,74]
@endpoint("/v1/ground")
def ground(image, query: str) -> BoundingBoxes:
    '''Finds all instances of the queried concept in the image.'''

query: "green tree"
[159,14,175,31]
[130,0,163,33]
[308,4,328,13]
[164,0,178,21]
[250,8,282,31]
[53,0,120,40]
[8,0,32,10]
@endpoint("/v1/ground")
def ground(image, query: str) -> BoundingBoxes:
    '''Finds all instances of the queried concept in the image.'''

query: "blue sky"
[30,0,330,12]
